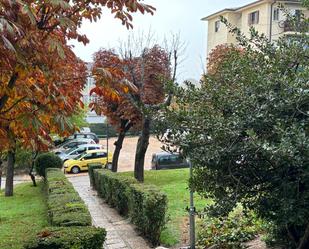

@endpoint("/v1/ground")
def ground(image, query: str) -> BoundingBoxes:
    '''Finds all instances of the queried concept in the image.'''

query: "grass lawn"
[0,182,48,249]
[121,169,211,247]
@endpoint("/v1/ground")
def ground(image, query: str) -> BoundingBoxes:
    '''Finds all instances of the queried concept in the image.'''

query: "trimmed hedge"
[45,168,91,227]
[88,163,103,187]
[24,226,106,249]
[90,168,167,245]
[24,168,106,249]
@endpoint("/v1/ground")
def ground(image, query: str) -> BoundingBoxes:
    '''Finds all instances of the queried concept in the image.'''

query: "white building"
[82,63,106,124]
[202,0,308,56]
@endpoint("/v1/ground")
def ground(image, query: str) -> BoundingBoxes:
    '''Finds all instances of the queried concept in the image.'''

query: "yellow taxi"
[63,149,112,174]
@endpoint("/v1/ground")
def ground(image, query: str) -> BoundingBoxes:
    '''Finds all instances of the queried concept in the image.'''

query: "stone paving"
[68,175,154,249]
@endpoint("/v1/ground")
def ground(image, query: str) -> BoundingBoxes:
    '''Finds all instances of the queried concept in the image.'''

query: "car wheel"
[71,166,80,174]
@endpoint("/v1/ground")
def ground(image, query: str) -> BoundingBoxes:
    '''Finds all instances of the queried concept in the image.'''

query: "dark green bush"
[45,169,91,227]
[128,183,167,244]
[90,169,167,245]
[35,153,62,177]
[24,226,106,249]
[88,164,103,188]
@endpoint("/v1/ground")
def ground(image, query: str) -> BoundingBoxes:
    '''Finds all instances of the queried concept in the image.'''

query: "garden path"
[68,175,154,249]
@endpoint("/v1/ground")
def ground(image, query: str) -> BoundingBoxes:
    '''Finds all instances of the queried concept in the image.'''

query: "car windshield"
[74,151,87,160]
[56,139,71,148]
[64,147,78,154]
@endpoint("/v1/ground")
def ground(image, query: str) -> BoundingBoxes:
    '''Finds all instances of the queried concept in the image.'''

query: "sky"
[70,0,253,83]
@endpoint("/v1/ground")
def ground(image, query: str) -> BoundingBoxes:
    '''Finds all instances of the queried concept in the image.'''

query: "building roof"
[201,0,301,21]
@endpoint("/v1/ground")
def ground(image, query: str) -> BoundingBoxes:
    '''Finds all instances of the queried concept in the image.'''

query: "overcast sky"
[71,0,253,83]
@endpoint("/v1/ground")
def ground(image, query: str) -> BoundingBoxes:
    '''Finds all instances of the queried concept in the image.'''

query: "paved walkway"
[68,175,153,249]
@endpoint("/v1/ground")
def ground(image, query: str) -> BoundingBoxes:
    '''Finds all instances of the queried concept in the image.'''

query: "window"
[96,152,107,158]
[295,9,302,17]
[77,148,86,153]
[66,142,77,148]
[273,8,279,21]
[215,20,220,32]
[159,156,170,164]
[84,153,96,160]
[248,11,259,25]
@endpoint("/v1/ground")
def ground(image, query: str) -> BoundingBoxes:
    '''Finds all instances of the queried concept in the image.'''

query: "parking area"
[99,135,165,172]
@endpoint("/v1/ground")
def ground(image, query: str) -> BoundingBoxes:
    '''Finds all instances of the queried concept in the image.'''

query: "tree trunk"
[112,120,132,172]
[134,117,151,182]
[297,223,309,249]
[0,161,2,190]
[5,150,15,197]
[0,72,18,111]
[29,152,38,187]
[112,131,126,172]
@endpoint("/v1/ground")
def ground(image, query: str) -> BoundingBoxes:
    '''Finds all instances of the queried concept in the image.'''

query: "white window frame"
[273,8,280,21]
[215,20,220,32]
[248,11,259,25]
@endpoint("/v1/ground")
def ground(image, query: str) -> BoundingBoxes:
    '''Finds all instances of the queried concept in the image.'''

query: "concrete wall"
[240,2,271,39]
[207,13,230,55]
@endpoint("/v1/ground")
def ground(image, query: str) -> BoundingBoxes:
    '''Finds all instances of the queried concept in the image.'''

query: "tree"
[156,10,309,249]
[207,44,243,76]
[91,49,142,172]
[0,0,155,196]
[92,38,179,181]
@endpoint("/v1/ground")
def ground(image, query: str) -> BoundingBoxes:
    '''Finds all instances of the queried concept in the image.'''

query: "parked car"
[63,149,112,174]
[58,144,103,162]
[66,132,99,144]
[151,152,189,170]
[80,127,91,133]
[53,138,95,154]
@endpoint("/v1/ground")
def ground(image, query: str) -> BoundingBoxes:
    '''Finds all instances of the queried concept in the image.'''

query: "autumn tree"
[92,36,180,181]
[0,0,155,196]
[207,44,243,76]
[91,49,142,172]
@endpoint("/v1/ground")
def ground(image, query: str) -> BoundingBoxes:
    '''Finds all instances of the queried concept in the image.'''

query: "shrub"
[88,164,103,188]
[196,208,264,249]
[90,169,167,245]
[35,153,62,177]
[128,183,167,244]
[45,169,91,227]
[24,226,106,249]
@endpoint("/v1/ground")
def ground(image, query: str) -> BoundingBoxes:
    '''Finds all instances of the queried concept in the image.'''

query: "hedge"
[24,168,106,249]
[45,169,91,227]
[90,167,167,245]
[24,226,106,249]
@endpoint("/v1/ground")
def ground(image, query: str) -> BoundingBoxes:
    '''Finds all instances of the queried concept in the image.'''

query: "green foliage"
[35,153,62,177]
[89,123,118,137]
[91,169,167,245]
[156,11,309,249]
[0,182,48,249]
[120,169,209,246]
[68,107,89,128]
[46,169,91,227]
[15,147,32,169]
[197,207,263,249]
[24,226,106,249]
[88,164,103,187]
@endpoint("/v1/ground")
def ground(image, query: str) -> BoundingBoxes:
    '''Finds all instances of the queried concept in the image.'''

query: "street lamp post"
[189,159,196,249]
[106,123,109,166]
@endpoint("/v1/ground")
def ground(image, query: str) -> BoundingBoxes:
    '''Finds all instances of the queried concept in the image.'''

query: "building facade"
[82,63,106,124]
[203,0,308,55]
